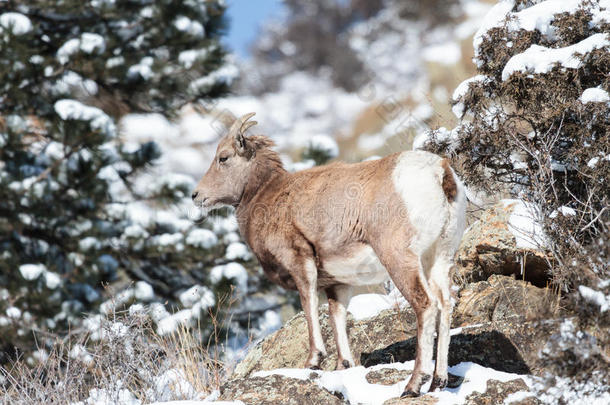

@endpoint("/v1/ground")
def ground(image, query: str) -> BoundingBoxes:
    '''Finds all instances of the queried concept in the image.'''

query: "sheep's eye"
[219,156,229,163]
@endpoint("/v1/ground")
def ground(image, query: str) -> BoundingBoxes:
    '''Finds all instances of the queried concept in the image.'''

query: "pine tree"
[0,0,244,363]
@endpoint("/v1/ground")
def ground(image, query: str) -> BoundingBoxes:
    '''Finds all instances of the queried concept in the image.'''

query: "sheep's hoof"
[336,359,353,370]
[309,365,321,370]
[429,376,447,392]
[447,373,464,388]
[400,389,420,398]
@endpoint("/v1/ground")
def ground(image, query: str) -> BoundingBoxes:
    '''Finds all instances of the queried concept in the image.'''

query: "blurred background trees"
[0,0,243,363]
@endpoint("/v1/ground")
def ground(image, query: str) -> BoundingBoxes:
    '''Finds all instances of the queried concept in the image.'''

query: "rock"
[362,317,565,375]
[366,368,412,385]
[383,395,438,404]
[232,305,417,379]
[233,286,565,378]
[456,202,551,287]
[465,378,540,405]
[453,275,559,326]
[218,374,344,404]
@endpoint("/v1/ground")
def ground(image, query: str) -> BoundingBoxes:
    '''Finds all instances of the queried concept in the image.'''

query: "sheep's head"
[192,112,258,211]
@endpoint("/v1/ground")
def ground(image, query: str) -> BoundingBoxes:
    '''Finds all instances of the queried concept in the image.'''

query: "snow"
[153,369,197,402]
[54,99,116,138]
[179,285,211,308]
[44,271,62,289]
[148,401,244,405]
[254,361,530,405]
[79,33,106,54]
[56,33,106,64]
[78,386,140,405]
[19,263,47,280]
[306,134,339,159]
[210,262,248,293]
[580,87,610,104]
[6,306,21,319]
[178,49,209,68]
[134,281,155,301]
[579,285,610,312]
[0,12,33,35]
[451,75,489,117]
[502,33,610,81]
[473,0,515,65]
[587,154,610,168]
[189,64,239,94]
[507,0,581,39]
[174,16,205,38]
[549,205,576,218]
[501,199,548,250]
[127,57,154,81]
[186,228,218,249]
[225,242,251,261]
[347,293,402,321]
[156,309,193,336]
[422,42,461,65]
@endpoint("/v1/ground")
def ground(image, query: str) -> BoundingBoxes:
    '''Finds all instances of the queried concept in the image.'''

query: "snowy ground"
[253,361,532,405]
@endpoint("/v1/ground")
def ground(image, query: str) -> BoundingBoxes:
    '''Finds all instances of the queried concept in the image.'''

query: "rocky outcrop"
[232,305,417,379]
[220,273,576,404]
[218,374,344,405]
[455,202,551,287]
[464,379,540,405]
[232,275,560,380]
[453,274,559,326]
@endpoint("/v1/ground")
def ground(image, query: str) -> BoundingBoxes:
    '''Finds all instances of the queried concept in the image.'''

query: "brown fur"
[193,113,460,396]
[441,158,457,203]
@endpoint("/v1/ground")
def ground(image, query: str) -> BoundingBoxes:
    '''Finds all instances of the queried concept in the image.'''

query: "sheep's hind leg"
[326,284,355,370]
[372,244,437,397]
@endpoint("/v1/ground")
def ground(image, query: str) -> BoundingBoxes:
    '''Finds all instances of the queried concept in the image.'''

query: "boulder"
[233,275,561,379]
[455,201,551,287]
[232,305,417,379]
[464,379,540,405]
[453,274,559,326]
[218,374,344,404]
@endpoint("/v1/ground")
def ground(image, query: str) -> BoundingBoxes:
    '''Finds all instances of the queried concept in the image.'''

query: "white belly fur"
[322,245,388,286]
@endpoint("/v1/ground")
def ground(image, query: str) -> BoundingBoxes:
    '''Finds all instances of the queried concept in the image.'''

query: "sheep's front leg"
[295,259,327,369]
[326,285,355,370]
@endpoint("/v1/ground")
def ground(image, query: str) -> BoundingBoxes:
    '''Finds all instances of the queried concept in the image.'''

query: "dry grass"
[0,302,236,405]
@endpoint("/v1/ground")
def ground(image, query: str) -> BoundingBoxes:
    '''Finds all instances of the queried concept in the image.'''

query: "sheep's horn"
[230,112,257,134]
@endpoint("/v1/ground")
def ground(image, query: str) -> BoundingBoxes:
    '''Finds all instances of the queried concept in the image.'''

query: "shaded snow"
[579,285,610,312]
[501,199,548,249]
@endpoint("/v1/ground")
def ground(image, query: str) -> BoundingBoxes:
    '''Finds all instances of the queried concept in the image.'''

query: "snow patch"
[255,361,530,405]
[54,99,115,138]
[579,285,610,312]
[0,12,33,35]
[19,263,47,280]
[502,33,610,81]
[210,262,248,293]
[580,87,610,104]
[501,199,548,249]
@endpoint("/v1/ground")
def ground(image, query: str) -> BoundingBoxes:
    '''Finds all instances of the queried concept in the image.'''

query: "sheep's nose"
[191,191,199,201]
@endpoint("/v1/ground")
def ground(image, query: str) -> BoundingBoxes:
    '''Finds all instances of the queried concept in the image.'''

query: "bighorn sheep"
[192,113,466,396]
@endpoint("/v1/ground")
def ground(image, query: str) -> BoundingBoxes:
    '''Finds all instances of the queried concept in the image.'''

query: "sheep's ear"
[231,112,257,157]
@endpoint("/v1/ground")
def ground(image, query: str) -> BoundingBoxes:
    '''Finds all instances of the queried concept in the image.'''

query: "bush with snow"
[421,0,610,399]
